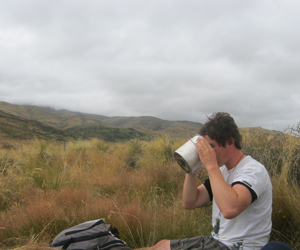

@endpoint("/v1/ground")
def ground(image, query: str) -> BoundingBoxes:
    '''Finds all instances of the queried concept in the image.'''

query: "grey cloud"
[0,0,300,130]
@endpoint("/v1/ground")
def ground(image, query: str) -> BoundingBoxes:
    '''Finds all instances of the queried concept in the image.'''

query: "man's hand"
[195,137,218,170]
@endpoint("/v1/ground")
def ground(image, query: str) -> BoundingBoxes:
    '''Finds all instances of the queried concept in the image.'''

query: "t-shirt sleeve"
[232,181,257,203]
[203,178,213,201]
[203,159,270,204]
[204,178,257,203]
[232,161,270,202]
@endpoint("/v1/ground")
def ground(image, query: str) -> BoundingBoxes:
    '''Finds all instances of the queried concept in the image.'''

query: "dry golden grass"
[0,133,299,249]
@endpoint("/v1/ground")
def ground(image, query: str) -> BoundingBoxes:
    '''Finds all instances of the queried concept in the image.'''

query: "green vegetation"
[0,129,299,250]
[65,125,148,142]
[0,110,148,143]
[0,110,75,141]
[0,102,202,139]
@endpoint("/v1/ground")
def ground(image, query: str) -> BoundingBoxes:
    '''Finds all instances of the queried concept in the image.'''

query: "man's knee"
[153,239,171,250]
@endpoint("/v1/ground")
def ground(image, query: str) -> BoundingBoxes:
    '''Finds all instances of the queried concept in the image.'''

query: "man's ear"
[227,137,235,147]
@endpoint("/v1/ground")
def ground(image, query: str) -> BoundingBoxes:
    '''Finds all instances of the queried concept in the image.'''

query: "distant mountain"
[0,102,202,138]
[0,101,282,143]
[65,125,147,142]
[0,102,149,142]
[0,110,75,141]
[46,109,203,138]
[0,109,149,142]
[0,101,105,129]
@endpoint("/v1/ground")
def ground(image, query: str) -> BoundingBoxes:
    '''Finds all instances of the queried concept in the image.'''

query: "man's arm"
[182,173,211,210]
[206,167,252,219]
[196,137,252,219]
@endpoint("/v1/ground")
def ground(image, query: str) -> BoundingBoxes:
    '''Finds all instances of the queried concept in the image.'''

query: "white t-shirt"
[207,156,272,250]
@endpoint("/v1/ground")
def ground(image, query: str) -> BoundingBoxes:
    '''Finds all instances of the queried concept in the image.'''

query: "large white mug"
[174,135,204,174]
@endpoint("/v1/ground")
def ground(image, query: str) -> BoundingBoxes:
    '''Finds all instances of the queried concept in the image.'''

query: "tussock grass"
[271,168,300,249]
[242,131,300,249]
[0,133,299,250]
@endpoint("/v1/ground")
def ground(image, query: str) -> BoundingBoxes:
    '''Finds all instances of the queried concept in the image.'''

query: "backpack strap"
[111,227,120,238]
[61,237,75,250]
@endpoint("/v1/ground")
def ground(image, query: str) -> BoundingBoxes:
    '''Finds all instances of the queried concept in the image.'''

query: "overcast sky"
[1,0,300,131]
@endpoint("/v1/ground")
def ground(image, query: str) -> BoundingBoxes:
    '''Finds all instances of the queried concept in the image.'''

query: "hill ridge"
[0,101,203,138]
[0,101,283,142]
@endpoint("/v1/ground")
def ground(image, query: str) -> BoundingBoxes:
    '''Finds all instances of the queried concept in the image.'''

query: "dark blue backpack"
[50,219,131,250]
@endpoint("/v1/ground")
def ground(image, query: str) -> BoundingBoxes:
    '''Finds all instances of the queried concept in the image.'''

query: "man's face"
[203,135,229,167]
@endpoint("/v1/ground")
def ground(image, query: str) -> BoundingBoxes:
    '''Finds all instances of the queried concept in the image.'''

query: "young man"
[146,112,272,250]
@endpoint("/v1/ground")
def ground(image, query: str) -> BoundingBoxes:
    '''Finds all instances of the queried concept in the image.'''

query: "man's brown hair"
[199,112,242,149]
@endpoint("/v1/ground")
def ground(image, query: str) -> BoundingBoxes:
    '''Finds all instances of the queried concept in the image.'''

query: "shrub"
[0,132,299,249]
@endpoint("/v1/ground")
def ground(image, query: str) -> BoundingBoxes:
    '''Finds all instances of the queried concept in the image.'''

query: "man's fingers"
[197,137,208,149]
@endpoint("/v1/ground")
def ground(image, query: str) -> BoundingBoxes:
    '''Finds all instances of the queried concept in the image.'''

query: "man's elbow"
[182,202,196,210]
[222,208,240,219]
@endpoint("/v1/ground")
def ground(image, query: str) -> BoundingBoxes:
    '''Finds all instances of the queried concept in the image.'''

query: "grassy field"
[0,131,299,250]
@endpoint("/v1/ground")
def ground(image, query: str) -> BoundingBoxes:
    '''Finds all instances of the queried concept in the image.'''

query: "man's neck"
[225,150,245,170]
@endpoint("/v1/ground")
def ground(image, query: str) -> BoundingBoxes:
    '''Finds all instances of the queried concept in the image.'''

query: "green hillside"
[0,101,204,138]
[0,110,75,141]
[0,101,104,129]
[1,101,282,142]
[50,111,203,137]
[0,101,65,127]
[65,125,148,142]
[0,110,149,143]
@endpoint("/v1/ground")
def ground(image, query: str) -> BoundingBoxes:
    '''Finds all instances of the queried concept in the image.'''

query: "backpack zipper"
[65,219,107,236]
